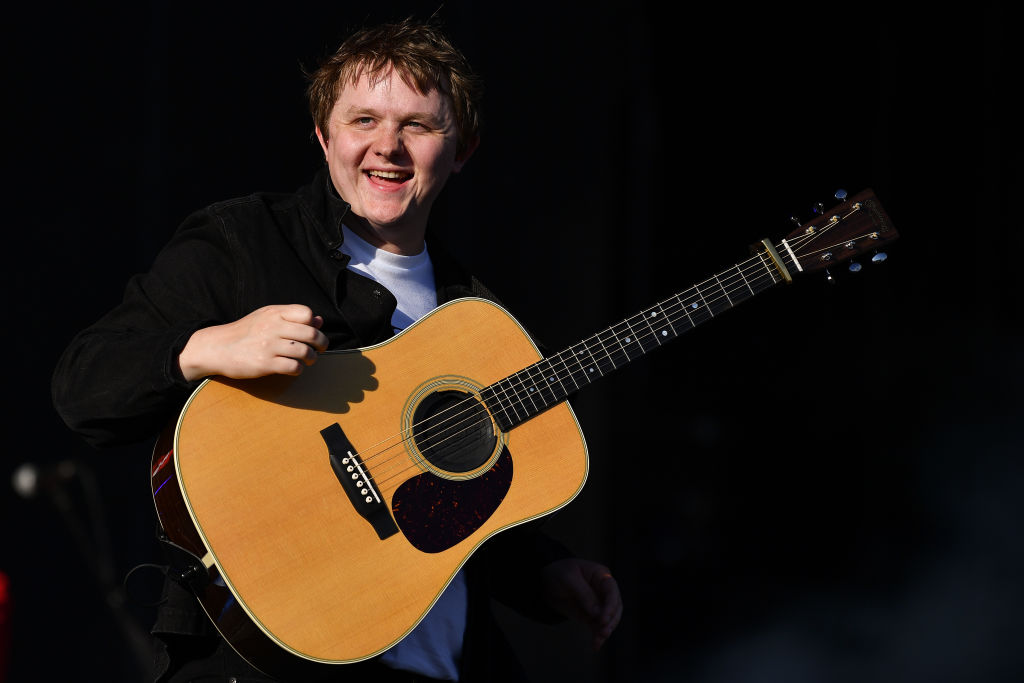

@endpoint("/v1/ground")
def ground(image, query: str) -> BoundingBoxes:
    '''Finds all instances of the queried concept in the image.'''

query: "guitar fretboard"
[481,248,789,431]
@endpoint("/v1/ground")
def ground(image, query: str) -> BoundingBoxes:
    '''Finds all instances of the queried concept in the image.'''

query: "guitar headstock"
[776,189,898,277]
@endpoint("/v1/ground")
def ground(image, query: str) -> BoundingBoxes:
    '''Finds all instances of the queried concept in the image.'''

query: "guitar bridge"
[321,423,399,541]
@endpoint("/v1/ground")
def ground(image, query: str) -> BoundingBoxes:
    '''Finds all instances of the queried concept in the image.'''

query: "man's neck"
[345,217,425,256]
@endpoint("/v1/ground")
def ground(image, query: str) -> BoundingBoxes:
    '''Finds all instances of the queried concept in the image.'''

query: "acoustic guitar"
[151,188,897,678]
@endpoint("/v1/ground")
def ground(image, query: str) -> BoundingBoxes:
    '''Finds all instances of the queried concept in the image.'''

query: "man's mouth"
[366,170,411,183]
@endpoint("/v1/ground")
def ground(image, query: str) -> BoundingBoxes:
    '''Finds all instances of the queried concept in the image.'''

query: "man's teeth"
[368,170,408,180]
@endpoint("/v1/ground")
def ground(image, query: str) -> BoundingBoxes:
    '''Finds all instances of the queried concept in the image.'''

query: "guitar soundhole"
[411,390,496,473]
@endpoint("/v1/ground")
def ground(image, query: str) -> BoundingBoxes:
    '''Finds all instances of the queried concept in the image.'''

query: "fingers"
[542,559,623,651]
[279,320,329,355]
[272,305,330,352]
[578,567,622,650]
[591,572,623,650]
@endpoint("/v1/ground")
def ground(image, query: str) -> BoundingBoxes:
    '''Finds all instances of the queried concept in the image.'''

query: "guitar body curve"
[151,297,590,675]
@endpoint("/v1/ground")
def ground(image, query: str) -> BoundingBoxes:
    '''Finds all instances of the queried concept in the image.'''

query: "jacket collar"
[297,166,349,252]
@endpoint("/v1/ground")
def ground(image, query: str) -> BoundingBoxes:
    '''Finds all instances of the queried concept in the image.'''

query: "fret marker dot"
[691,303,698,309]
[625,337,632,343]
[650,312,657,317]
[661,330,668,336]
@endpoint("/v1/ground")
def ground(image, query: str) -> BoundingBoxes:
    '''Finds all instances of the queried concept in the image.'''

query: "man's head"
[307,19,482,253]
[307,18,481,159]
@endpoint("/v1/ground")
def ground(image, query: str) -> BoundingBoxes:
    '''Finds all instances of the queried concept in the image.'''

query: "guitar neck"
[482,246,790,431]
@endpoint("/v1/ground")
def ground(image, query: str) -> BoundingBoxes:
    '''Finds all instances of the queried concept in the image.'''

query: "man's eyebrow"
[342,105,380,118]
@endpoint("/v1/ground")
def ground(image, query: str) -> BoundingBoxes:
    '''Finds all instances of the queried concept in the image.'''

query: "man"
[52,17,621,683]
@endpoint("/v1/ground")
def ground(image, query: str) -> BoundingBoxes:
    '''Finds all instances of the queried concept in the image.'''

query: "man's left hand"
[541,558,623,650]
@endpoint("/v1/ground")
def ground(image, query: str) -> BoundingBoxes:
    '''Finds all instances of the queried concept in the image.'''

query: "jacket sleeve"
[51,208,240,447]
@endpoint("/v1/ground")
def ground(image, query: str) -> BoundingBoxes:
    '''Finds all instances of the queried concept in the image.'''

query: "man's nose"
[373,124,404,157]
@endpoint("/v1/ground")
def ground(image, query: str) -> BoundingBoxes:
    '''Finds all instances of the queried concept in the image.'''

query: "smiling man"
[53,17,620,683]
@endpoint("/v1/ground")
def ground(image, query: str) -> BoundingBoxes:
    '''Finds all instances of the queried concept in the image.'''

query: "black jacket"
[51,169,570,682]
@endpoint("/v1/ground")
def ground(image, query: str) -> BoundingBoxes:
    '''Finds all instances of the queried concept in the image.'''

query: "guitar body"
[151,297,589,676]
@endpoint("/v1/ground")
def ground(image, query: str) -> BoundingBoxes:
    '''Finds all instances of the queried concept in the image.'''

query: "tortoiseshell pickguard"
[392,447,513,553]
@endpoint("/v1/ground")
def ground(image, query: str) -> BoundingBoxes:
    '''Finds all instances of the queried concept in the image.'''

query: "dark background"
[3,1,1020,681]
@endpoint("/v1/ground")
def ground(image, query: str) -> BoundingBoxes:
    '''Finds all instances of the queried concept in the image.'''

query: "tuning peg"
[813,202,825,215]
[825,268,834,283]
[789,215,802,227]
[834,189,848,202]
[848,261,862,273]
[871,250,888,263]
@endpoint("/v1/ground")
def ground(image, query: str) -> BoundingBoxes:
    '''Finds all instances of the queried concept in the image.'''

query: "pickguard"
[392,446,513,553]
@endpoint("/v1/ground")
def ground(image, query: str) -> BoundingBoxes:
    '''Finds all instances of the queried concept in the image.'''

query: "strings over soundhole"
[411,390,497,473]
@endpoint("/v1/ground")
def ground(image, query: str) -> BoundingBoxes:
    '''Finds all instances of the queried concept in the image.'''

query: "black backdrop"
[4,1,1020,681]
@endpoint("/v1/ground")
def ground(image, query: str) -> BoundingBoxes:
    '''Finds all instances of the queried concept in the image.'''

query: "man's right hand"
[178,304,329,381]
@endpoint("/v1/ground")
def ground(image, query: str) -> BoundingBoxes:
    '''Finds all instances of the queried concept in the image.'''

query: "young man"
[52,18,621,682]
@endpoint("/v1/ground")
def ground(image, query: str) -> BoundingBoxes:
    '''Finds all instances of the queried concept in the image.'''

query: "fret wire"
[549,348,577,392]
[713,273,733,307]
[489,378,520,428]
[621,317,643,358]
[600,325,632,368]
[579,337,613,377]
[550,350,579,396]
[639,305,665,347]
[636,313,661,353]
[673,291,696,329]
[517,362,552,416]
[537,358,568,405]
[756,252,780,286]
[605,322,627,363]
[571,340,604,382]
[484,382,519,429]
[478,386,506,428]
[589,325,618,368]
[656,300,679,340]
[694,282,714,317]
[524,360,552,408]
[502,368,540,422]
[505,368,533,416]
[585,333,618,376]
[562,343,594,387]
[735,264,755,297]
[497,376,529,422]
[608,321,636,363]
[594,325,620,370]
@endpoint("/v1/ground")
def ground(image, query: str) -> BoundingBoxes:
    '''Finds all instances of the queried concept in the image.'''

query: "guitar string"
[357,220,863,492]
[362,221,857,491]
[360,237,805,490]
[362,223,848,491]
[365,253,776,490]
[355,220,829,473]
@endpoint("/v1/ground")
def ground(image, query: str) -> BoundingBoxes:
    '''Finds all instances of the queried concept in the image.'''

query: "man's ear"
[315,126,329,157]
[452,134,480,173]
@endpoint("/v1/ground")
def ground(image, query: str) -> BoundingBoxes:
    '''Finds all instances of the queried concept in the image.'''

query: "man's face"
[316,68,472,250]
